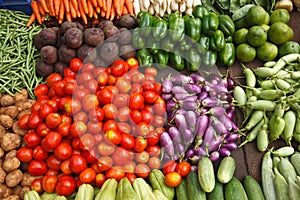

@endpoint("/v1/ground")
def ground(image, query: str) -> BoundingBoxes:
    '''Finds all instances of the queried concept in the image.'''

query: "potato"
[5,151,16,160]
[99,20,113,29]
[0,125,5,137]
[0,183,12,198]
[1,134,21,151]
[21,173,36,187]
[120,45,136,60]
[18,187,29,200]
[0,167,6,183]
[118,14,138,29]
[17,110,31,120]
[103,25,120,42]
[2,106,18,119]
[1,95,14,107]
[5,170,22,188]
[3,194,20,200]
[15,99,35,112]
[117,28,132,45]
[99,42,119,63]
[58,44,77,63]
[93,57,107,68]
[13,89,28,102]
[40,46,58,64]
[0,149,4,159]
[84,28,105,47]
[77,44,97,63]
[0,115,14,129]
[3,157,20,173]
[64,28,83,49]
[12,122,26,137]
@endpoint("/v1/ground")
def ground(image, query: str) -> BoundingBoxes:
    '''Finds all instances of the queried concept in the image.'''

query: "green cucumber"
[274,168,289,200]
[95,179,118,200]
[186,171,206,200]
[290,153,300,176]
[207,180,224,200]
[225,177,248,200]
[116,178,139,200]
[153,190,170,200]
[198,156,215,193]
[175,178,189,200]
[217,156,236,184]
[243,175,265,200]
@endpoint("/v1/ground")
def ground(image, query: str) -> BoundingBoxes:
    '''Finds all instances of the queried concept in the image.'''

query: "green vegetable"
[218,42,235,66]
[261,151,277,200]
[209,30,226,51]
[186,171,206,200]
[243,175,265,200]
[202,50,217,67]
[207,180,224,200]
[225,177,248,200]
[198,35,210,52]
[198,156,215,193]
[53,196,67,200]
[170,53,185,71]
[269,115,285,142]
[40,192,58,200]
[149,169,175,200]
[256,116,269,152]
[94,179,117,200]
[175,178,189,200]
[75,184,94,200]
[278,157,297,183]
[133,178,157,200]
[274,167,289,200]
[154,50,169,69]
[233,86,247,106]
[217,156,236,184]
[202,12,219,35]
[185,16,201,42]
[152,18,168,40]
[116,178,139,200]
[288,177,300,200]
[186,47,202,72]
[24,190,42,200]
[132,29,145,49]
[161,33,176,52]
[138,12,153,37]
[218,15,235,36]
[192,5,209,19]
[272,146,294,157]
[147,39,160,55]
[168,14,185,42]
[136,49,153,68]
[291,153,300,176]
[153,190,170,200]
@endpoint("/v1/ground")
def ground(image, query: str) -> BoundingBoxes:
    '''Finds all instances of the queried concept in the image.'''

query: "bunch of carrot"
[26,0,134,26]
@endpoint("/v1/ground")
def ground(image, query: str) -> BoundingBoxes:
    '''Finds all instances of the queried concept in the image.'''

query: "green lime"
[257,42,278,61]
[270,9,290,24]
[261,24,270,32]
[234,17,249,29]
[278,41,300,57]
[268,22,294,45]
[247,26,268,47]
[236,43,256,63]
[262,12,270,24]
[245,5,268,26]
[233,28,248,45]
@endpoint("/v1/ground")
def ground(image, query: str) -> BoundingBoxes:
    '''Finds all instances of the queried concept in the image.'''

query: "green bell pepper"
[178,33,193,51]
[170,52,185,71]
[136,48,153,68]
[185,16,202,42]
[202,50,217,67]
[137,11,148,24]
[168,14,185,42]
[202,12,219,35]
[154,50,169,69]
[198,35,210,52]
[152,18,168,40]
[209,30,225,51]
[218,14,235,36]
[139,12,153,37]
[186,48,201,72]
[132,29,145,49]
[146,39,160,54]
[161,34,176,52]
[192,5,209,19]
[218,42,236,67]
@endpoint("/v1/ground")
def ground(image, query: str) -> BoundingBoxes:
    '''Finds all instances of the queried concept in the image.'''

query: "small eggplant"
[219,115,233,131]
[160,132,173,147]
[186,111,197,129]
[225,133,240,143]
[162,93,173,101]
[184,83,202,94]
[227,75,236,90]
[201,97,220,108]
[190,155,200,165]
[195,115,210,138]
[172,74,194,85]
[191,73,205,83]
[222,142,238,150]
[174,143,185,160]
[208,136,224,152]
[212,118,228,135]
[181,100,198,111]
[162,78,173,93]
[185,149,195,160]
[210,83,228,93]
[184,95,198,102]
[203,125,217,147]
[166,99,177,112]
[197,91,209,101]
[191,165,198,172]
[168,126,182,144]
[226,108,235,120]
[219,147,231,157]
[183,129,195,145]
[175,113,188,132]
[172,86,188,94]
[209,151,220,162]
[194,146,206,157]
[209,106,225,117]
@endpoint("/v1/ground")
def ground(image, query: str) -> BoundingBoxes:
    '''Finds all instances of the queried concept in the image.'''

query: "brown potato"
[1,134,21,151]
[3,194,20,200]
[17,110,31,119]
[0,167,6,183]
[21,173,36,187]
[18,187,29,200]
[15,100,35,112]
[0,183,12,198]
[5,170,22,188]
[13,89,28,102]
[0,95,14,107]
[3,157,20,173]
[12,122,26,137]
[2,106,18,119]
[0,115,14,128]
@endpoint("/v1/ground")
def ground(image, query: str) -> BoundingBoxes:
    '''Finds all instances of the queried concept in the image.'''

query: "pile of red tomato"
[16,57,168,196]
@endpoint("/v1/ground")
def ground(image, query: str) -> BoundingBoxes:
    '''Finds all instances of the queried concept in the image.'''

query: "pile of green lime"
[233,6,299,63]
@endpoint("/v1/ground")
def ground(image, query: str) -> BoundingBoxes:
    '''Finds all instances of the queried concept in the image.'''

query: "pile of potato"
[0,90,37,200]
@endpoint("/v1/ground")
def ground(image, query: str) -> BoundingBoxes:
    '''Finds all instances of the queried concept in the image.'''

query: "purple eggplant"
[191,74,205,83]
[231,121,238,131]
[208,136,224,152]
[181,100,198,111]
[176,108,186,115]
[174,143,185,160]
[162,93,173,101]
[191,165,198,172]
[190,155,200,165]
[183,129,195,145]
[225,133,240,143]
[184,95,198,102]
[209,151,220,162]
[166,99,177,112]
[201,97,220,107]
[168,126,182,144]
[222,142,238,150]
[172,86,188,94]
[194,146,206,157]
[227,76,236,90]
[162,78,173,93]
[174,93,191,101]
[217,92,232,102]
[219,147,231,157]
[175,113,187,132]
[219,115,233,131]
[210,84,228,93]
[195,115,210,138]
[160,132,174,156]
[185,149,195,160]
[197,91,209,102]
[203,126,217,147]
[184,83,202,94]
[212,118,228,135]
[200,108,209,114]
[209,106,225,117]
[207,73,221,83]
[226,108,235,120]
[186,111,197,129]
[172,74,194,85]
[202,85,211,92]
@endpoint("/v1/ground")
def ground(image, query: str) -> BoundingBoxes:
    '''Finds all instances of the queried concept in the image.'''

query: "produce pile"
[1,0,300,199]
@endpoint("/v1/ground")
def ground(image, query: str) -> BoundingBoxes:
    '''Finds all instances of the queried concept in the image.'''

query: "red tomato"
[130,110,142,124]
[134,136,147,153]
[107,74,117,85]
[162,160,178,175]
[28,160,48,176]
[34,84,49,97]
[97,71,109,86]
[110,60,127,77]
[42,131,62,150]
[46,73,62,88]
[30,178,44,193]
[130,83,143,94]
[64,99,82,114]
[129,93,144,111]
[142,82,155,91]
[33,146,48,161]
[175,162,191,177]
[106,85,119,96]
[85,79,98,92]
[74,112,88,123]
[103,104,118,120]
[146,131,160,146]
[79,168,96,183]
[60,159,72,175]
[73,87,90,101]
[134,163,150,178]
[46,155,62,170]
[87,121,102,134]
[54,142,73,160]
[95,173,106,187]
[154,82,162,94]
[81,62,95,72]
[126,58,139,69]
[135,151,149,164]
[131,73,144,83]
[115,78,131,93]
[105,129,122,145]
[46,99,59,112]
[145,67,158,77]
[82,94,99,112]
[136,122,150,136]
[70,58,82,72]
[46,113,62,129]
[165,172,182,187]
[106,167,125,181]
[141,110,153,125]
[70,154,87,174]
[143,91,158,103]
[93,67,105,78]
[120,133,134,149]
[148,156,161,169]
[79,133,95,151]
[45,169,60,176]
[61,114,72,124]
[42,175,57,193]
[97,156,113,171]
[38,103,53,119]
[17,113,30,130]
[24,131,41,148]
[144,74,155,83]
[125,173,136,184]
[28,113,43,129]
[112,146,131,166]
[152,115,165,127]
[31,102,41,113]
[81,149,98,164]
[16,147,33,163]
[97,87,113,105]
[88,107,104,122]
[53,81,66,97]
[123,161,136,173]
[56,175,77,196]
[64,67,76,78]
[153,98,166,116]
[63,81,75,95]
[56,122,70,137]
[146,145,161,157]
[70,121,87,138]
[97,141,116,156]
[102,120,118,133]
[117,122,131,135]
[112,93,129,108]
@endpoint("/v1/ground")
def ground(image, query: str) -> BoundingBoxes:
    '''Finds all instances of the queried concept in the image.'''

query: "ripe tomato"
[46,113,62,129]
[135,151,149,164]
[105,129,122,145]
[148,156,161,169]
[34,84,49,97]
[120,133,134,149]
[17,113,30,130]
[143,91,158,104]
[53,81,66,97]
[77,72,93,84]
[130,83,143,94]
[130,110,142,124]
[152,115,165,128]
[126,58,139,69]
[141,110,153,125]
[97,87,113,105]
[79,133,95,151]
[46,73,62,88]
[56,175,76,196]
[30,178,44,193]
[46,99,59,112]
[81,62,95,72]
[134,136,147,153]
[74,112,88,123]
[95,173,106,187]
[28,160,48,176]
[46,155,62,170]
[28,113,43,129]
[165,172,182,187]
[117,106,130,122]
[63,81,75,95]
[70,58,82,72]
[24,131,41,148]
[146,145,161,157]
[45,169,59,176]
[64,67,76,78]
[115,78,131,93]
[129,93,144,111]
[153,98,166,116]
[70,121,87,138]
[88,107,104,122]
[60,159,72,175]
[110,60,127,77]
[163,160,178,175]
[112,146,131,166]
[79,168,96,184]
[87,121,102,134]
[61,114,72,124]
[175,162,191,177]
[73,87,90,101]
[125,173,136,184]
[56,122,70,137]
[97,71,109,86]
[135,163,150,178]
[70,154,87,174]
[112,93,129,108]
[103,120,118,133]
[54,142,73,160]
[136,122,150,136]
[131,73,144,84]
[106,167,125,181]
[42,131,62,149]
[145,67,158,77]
[146,131,160,146]
[81,149,98,164]
[39,103,54,119]
[17,147,33,163]
[82,94,99,112]
[97,142,115,156]
[142,82,155,91]
[42,175,57,193]
[97,156,113,172]
[64,99,82,114]
[154,82,162,94]
[123,161,136,173]
[117,122,131,135]
[103,104,118,120]
[31,102,41,113]
[33,146,48,161]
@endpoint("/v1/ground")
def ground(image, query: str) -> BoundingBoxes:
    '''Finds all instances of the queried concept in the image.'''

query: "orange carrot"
[87,0,93,18]
[54,0,61,17]
[70,0,77,18]
[78,0,88,24]
[38,1,46,17]
[125,0,133,15]
[31,0,42,24]
[48,0,55,16]
[96,6,101,13]
[63,0,70,13]
[26,13,36,27]
[101,9,105,17]
[114,0,121,16]
[122,5,128,15]
[91,0,98,8]
[66,12,72,21]
[97,0,102,8]
[119,0,126,15]
[93,9,98,19]
[102,0,107,11]
[110,4,115,20]
[39,0,49,13]
[105,0,112,19]
[58,1,65,24]
[81,0,89,14]
[71,0,78,11]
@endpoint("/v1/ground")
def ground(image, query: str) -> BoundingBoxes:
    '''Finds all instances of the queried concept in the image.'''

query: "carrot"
[105,0,112,19]
[101,9,105,17]
[39,0,49,13]
[102,0,107,11]
[93,9,98,19]
[91,0,98,8]
[58,1,65,24]
[96,6,101,13]
[119,0,126,15]
[122,5,128,15]
[77,10,81,17]
[54,0,61,17]
[63,0,70,13]
[78,0,88,24]
[87,0,93,18]
[71,0,78,11]
[26,13,36,27]
[31,0,42,24]
[114,0,121,16]
[125,0,133,15]
[81,0,89,14]
[38,1,45,17]
[48,0,55,16]
[110,4,115,20]
[97,0,102,8]
[66,12,72,21]
[70,0,77,18]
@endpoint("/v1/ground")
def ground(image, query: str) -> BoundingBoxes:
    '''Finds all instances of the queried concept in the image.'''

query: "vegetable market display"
[1,0,300,199]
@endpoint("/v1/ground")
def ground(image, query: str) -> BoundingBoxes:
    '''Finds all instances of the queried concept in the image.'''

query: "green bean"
[244,67,256,88]
[272,146,295,157]
[291,71,300,80]
[233,86,247,106]
[258,89,285,100]
[261,151,277,200]
[253,67,275,78]
[269,115,285,142]
[242,110,264,131]
[273,167,289,200]
[243,96,257,124]
[260,80,275,90]
[264,61,276,68]
[275,79,291,91]
[246,100,276,111]
[239,118,264,147]
[282,110,296,146]
[257,115,269,152]
[272,53,300,73]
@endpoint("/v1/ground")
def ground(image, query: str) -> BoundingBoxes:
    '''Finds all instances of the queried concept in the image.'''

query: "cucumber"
[273,168,289,200]
[217,156,236,184]
[75,184,94,200]
[175,178,189,200]
[40,192,58,200]
[95,179,118,200]
[198,156,215,193]
[116,178,139,200]
[225,177,248,200]
[243,175,265,200]
[186,171,206,200]
[153,190,170,200]
[207,180,224,200]
[290,153,300,176]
